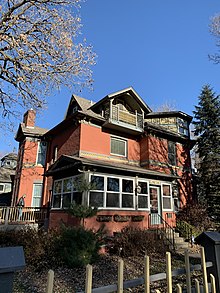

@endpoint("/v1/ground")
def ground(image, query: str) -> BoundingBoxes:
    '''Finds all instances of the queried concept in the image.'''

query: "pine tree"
[193,85,220,223]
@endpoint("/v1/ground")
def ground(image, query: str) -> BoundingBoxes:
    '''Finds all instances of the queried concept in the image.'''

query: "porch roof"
[46,155,180,180]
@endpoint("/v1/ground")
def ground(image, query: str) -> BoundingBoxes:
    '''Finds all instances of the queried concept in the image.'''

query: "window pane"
[37,142,47,165]
[106,193,119,207]
[89,192,104,207]
[62,193,71,208]
[72,192,82,205]
[122,179,133,193]
[122,194,134,208]
[163,197,171,209]
[138,195,149,209]
[163,185,171,197]
[138,182,148,194]
[168,141,176,165]
[107,177,119,192]
[32,183,42,207]
[54,181,62,193]
[63,178,72,192]
[91,175,104,190]
[111,138,126,156]
[52,194,61,208]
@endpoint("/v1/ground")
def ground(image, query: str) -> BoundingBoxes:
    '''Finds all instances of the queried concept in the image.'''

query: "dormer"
[145,111,192,137]
[90,87,152,135]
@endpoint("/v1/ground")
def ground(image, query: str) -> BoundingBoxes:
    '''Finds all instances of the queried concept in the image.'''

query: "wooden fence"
[45,247,217,293]
[0,206,48,225]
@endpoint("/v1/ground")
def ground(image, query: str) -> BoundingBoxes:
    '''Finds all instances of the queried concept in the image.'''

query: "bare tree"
[209,14,220,63]
[0,0,96,119]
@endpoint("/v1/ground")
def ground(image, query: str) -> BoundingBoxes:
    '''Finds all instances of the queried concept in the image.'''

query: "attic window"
[177,118,188,136]
[73,106,78,114]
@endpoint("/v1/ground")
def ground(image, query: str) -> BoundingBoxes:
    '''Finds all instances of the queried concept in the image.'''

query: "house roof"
[15,123,48,141]
[90,87,152,114]
[46,155,179,180]
[146,111,193,121]
[1,153,17,162]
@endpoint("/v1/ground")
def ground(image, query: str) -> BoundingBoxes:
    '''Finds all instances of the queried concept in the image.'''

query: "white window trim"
[36,141,47,166]
[89,173,135,210]
[161,183,173,211]
[0,184,5,193]
[110,136,127,157]
[52,175,82,209]
[32,183,43,207]
[137,180,150,211]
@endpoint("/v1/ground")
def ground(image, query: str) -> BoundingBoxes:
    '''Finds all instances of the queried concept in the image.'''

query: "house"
[0,153,17,206]
[13,87,194,233]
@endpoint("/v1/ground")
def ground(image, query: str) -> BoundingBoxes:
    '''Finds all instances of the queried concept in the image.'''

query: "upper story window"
[168,141,176,166]
[111,137,127,157]
[0,184,4,192]
[177,118,189,136]
[37,141,47,166]
[52,145,58,163]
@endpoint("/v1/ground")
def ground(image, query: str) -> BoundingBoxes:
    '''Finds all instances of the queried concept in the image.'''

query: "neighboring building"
[13,87,194,233]
[0,153,17,206]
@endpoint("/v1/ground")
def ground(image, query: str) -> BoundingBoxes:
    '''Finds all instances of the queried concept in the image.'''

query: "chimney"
[23,109,36,127]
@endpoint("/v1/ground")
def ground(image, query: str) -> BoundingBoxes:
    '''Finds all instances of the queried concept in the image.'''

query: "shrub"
[108,227,167,257]
[176,202,215,231]
[56,226,103,268]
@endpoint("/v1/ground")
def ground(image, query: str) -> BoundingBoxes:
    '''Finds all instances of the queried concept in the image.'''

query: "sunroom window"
[137,181,149,209]
[89,175,134,209]
[52,176,82,209]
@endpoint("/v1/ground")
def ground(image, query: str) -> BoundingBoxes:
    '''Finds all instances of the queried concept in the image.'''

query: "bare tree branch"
[0,0,96,122]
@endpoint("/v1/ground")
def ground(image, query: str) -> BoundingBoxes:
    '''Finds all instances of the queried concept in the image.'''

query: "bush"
[0,228,60,269]
[56,226,103,267]
[177,203,214,231]
[108,227,167,257]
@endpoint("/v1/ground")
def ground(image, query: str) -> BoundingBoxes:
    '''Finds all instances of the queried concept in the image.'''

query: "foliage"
[56,226,103,268]
[193,85,220,222]
[68,203,98,226]
[108,227,167,257]
[176,202,214,231]
[210,14,220,63]
[0,228,61,269]
[0,0,96,123]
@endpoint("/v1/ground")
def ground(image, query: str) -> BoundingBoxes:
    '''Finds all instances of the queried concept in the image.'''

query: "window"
[111,137,127,157]
[162,184,172,210]
[52,176,82,209]
[0,184,4,192]
[37,141,47,166]
[177,118,189,136]
[89,175,135,209]
[52,145,58,162]
[137,181,149,209]
[168,141,176,166]
[32,183,43,207]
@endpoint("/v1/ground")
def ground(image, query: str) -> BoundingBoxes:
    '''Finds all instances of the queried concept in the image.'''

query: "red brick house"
[13,87,194,233]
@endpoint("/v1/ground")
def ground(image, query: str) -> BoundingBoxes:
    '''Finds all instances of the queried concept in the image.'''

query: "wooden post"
[177,284,182,293]
[85,264,93,293]
[144,255,150,293]
[195,279,200,293]
[200,247,209,293]
[46,270,54,293]
[184,249,191,293]
[118,259,124,293]
[5,207,9,225]
[210,274,216,293]
[155,290,161,293]
[166,252,172,293]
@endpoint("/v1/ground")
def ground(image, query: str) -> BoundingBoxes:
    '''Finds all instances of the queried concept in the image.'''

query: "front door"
[149,186,162,225]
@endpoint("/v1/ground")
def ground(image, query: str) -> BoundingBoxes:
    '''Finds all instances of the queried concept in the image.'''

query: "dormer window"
[73,106,78,114]
[177,118,189,136]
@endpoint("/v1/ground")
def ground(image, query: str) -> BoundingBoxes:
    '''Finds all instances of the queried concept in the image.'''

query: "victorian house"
[13,87,194,233]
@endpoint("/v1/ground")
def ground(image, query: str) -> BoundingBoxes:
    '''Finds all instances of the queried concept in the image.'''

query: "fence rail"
[0,206,48,225]
[45,247,216,293]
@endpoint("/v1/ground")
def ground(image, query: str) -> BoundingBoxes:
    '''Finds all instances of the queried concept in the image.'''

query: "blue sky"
[1,0,220,155]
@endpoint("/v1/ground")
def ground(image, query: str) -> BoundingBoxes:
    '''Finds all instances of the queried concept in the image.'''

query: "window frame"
[32,183,43,207]
[137,180,150,210]
[161,183,173,211]
[36,141,47,166]
[0,184,5,192]
[110,136,127,157]
[168,141,177,166]
[89,174,135,210]
[52,175,82,209]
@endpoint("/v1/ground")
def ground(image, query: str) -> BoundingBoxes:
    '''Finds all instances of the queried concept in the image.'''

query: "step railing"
[0,206,48,225]
[149,213,176,251]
